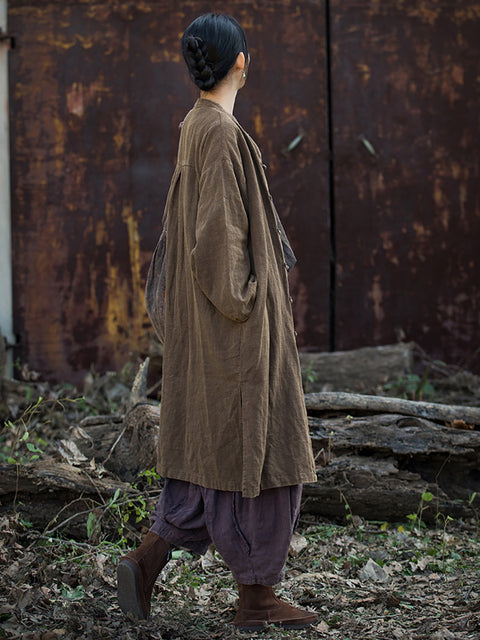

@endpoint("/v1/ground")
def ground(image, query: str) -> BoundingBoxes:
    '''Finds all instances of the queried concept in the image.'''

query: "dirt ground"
[1,358,480,639]
[1,512,479,640]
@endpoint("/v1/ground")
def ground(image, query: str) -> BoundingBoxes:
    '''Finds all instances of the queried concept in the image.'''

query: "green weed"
[302,362,318,393]
[406,491,434,532]
[1,394,85,464]
[384,370,435,401]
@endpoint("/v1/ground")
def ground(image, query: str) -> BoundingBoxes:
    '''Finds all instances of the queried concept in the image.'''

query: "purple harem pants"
[149,479,302,585]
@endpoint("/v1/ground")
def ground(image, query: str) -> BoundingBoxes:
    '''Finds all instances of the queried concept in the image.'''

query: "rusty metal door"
[8,0,330,383]
[330,1,480,371]
[9,0,480,383]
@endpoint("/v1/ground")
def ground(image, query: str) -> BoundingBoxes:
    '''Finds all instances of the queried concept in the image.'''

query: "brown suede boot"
[117,531,171,619]
[234,583,318,631]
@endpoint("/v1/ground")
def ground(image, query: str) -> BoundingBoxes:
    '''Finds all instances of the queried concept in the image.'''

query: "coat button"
[289,296,293,303]
[294,330,298,337]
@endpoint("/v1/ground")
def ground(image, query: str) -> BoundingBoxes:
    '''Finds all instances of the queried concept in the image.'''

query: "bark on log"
[73,404,159,482]
[304,413,480,521]
[302,456,468,522]
[305,391,480,426]
[69,359,158,481]
[300,343,413,392]
[0,461,146,538]
[0,460,128,496]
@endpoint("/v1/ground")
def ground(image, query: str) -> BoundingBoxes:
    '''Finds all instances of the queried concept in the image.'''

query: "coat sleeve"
[190,126,257,323]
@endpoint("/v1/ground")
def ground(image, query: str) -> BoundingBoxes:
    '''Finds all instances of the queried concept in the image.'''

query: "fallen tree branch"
[305,391,480,426]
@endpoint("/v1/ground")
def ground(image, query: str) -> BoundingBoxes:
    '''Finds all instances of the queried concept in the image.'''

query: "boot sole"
[236,621,315,632]
[117,559,147,619]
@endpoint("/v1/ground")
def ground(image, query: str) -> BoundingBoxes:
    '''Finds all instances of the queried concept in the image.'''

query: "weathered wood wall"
[7,0,480,382]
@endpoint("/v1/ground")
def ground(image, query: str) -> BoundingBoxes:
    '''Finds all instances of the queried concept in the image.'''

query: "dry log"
[0,460,128,497]
[72,358,160,482]
[309,413,480,459]
[300,343,413,392]
[70,360,158,481]
[75,413,124,448]
[0,460,146,538]
[73,404,159,482]
[305,391,480,426]
[302,455,469,522]
[303,413,480,521]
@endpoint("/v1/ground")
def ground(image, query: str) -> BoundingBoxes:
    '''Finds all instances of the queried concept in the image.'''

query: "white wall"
[0,0,13,376]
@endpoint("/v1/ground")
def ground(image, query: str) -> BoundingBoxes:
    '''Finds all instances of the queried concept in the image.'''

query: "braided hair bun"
[181,13,249,92]
[183,36,216,91]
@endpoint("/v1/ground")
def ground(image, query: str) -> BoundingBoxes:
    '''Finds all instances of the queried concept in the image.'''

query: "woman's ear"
[235,51,246,72]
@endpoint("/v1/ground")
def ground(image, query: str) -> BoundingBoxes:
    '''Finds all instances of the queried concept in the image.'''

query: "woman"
[117,13,318,631]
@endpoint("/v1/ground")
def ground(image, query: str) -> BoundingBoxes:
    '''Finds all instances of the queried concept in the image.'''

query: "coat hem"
[156,467,317,499]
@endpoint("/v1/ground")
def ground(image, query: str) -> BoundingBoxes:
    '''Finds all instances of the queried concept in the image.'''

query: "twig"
[146,378,162,397]
[82,469,108,506]
[102,424,127,465]
[29,534,108,552]
[41,487,158,538]
[41,495,94,536]
[13,462,19,512]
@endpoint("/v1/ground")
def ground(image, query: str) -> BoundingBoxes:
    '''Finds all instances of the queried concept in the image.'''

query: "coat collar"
[194,97,238,121]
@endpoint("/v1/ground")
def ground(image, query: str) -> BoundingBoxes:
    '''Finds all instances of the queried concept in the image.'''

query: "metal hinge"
[0,27,15,48]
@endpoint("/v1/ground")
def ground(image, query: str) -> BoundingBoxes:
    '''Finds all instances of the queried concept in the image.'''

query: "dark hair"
[181,13,249,92]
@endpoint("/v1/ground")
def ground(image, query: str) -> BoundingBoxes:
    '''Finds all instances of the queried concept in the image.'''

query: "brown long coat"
[148,99,316,497]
